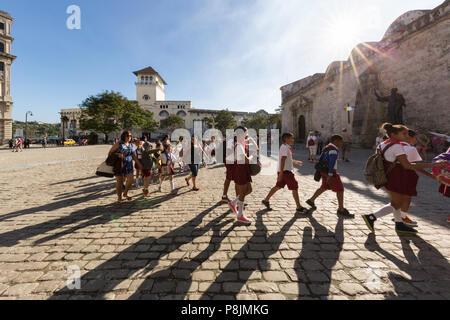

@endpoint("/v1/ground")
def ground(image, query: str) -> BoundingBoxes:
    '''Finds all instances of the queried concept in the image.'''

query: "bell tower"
[0,10,16,143]
[134,66,167,110]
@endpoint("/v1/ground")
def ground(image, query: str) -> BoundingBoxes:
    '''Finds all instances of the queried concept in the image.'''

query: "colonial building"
[0,10,16,144]
[281,1,450,147]
[61,66,270,140]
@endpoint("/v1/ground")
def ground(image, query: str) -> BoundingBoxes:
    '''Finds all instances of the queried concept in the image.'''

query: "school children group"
[108,123,448,234]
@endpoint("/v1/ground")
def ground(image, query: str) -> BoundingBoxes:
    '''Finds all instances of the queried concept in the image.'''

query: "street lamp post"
[25,111,33,142]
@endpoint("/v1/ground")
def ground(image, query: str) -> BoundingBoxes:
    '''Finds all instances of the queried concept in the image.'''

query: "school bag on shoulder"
[364,142,396,186]
[308,138,315,146]
[96,160,115,178]
[313,146,336,182]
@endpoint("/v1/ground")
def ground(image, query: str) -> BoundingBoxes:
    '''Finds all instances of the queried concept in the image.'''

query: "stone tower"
[133,66,167,111]
[0,10,16,144]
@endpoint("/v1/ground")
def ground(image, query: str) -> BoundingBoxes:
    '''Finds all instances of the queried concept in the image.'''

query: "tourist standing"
[361,123,445,234]
[306,135,354,218]
[262,133,308,214]
[109,131,142,204]
[317,132,325,155]
[8,139,13,149]
[341,128,352,162]
[375,132,384,150]
[42,137,47,149]
[306,131,318,162]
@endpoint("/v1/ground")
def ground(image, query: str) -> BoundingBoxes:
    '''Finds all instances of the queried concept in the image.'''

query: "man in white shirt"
[262,133,308,214]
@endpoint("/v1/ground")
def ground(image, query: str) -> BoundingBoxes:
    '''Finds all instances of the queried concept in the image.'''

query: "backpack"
[314,146,337,181]
[308,138,315,146]
[364,143,397,186]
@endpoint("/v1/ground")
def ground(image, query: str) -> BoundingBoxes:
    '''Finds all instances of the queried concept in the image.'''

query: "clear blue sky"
[3,0,443,123]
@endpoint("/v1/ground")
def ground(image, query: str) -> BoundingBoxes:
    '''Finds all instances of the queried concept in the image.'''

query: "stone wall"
[281,1,450,147]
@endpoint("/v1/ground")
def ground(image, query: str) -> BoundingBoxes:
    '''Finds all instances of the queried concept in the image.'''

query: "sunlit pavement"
[0,145,448,300]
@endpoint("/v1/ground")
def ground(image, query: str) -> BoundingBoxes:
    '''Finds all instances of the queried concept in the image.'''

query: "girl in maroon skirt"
[362,123,446,235]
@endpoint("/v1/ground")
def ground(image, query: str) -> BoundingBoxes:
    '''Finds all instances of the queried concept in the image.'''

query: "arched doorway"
[298,116,306,142]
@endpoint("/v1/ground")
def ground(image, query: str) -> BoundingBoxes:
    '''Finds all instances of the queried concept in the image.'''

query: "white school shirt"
[279,144,294,172]
[401,142,423,163]
[380,141,406,162]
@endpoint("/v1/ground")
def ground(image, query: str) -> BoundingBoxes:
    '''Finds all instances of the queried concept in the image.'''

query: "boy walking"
[262,133,308,214]
[141,142,154,197]
[306,135,354,218]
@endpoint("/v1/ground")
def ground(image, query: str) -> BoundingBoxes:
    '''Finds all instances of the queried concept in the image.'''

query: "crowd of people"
[104,123,449,231]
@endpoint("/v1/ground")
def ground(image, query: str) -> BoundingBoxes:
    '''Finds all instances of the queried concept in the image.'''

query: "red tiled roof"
[132,66,167,85]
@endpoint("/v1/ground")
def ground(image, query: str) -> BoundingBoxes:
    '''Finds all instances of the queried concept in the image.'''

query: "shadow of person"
[128,215,236,299]
[199,210,298,300]
[0,180,115,224]
[364,234,450,299]
[295,215,344,299]
[49,203,226,300]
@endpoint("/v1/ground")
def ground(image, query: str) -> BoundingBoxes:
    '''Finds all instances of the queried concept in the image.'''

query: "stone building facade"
[281,1,450,147]
[62,66,269,140]
[0,10,16,144]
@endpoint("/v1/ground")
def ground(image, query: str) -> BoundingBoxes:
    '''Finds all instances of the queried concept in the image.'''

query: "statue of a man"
[374,88,406,125]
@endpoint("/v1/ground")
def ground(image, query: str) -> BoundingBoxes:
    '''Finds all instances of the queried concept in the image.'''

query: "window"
[0,23,4,30]
[140,76,145,84]
[177,111,186,117]
[143,95,150,101]
[0,62,4,71]
[0,42,4,53]
[159,111,169,118]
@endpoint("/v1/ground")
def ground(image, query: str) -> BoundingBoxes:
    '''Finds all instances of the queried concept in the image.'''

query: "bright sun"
[328,17,359,50]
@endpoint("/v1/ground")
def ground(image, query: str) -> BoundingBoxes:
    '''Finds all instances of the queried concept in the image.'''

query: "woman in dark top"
[109,131,142,204]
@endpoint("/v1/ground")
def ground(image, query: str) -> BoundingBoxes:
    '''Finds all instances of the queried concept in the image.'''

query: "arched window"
[143,95,150,101]
[177,111,186,117]
[0,23,4,30]
[159,111,169,118]
[0,42,4,53]
[149,76,153,84]
[0,62,4,71]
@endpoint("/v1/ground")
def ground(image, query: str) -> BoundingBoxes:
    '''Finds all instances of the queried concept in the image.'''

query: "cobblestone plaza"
[0,145,448,300]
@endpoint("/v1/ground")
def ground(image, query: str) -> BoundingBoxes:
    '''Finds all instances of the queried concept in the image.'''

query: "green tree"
[79,91,123,141]
[160,115,185,131]
[268,113,282,129]
[203,116,215,129]
[243,113,269,131]
[214,110,236,133]
[118,100,157,132]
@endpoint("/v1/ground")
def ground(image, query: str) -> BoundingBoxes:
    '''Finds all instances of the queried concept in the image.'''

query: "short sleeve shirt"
[380,141,405,162]
[401,142,422,163]
[279,144,294,172]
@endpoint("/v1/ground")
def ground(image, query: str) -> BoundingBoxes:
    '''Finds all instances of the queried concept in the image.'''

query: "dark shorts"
[233,164,252,186]
[376,162,418,197]
[276,171,298,190]
[225,164,234,181]
[320,171,344,193]
[189,164,199,177]
[143,169,152,177]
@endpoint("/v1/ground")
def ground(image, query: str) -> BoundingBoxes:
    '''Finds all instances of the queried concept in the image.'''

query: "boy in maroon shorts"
[221,137,238,203]
[262,133,308,214]
[306,135,354,218]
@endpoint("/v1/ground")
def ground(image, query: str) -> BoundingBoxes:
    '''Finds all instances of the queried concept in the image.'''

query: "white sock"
[232,197,239,206]
[393,209,402,222]
[373,204,394,219]
[401,211,408,219]
[237,201,244,217]
[170,181,175,191]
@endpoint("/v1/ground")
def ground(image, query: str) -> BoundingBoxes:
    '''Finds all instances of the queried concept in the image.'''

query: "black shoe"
[395,222,418,235]
[306,199,316,209]
[296,206,309,215]
[362,214,376,233]
[262,200,271,210]
[337,208,355,219]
